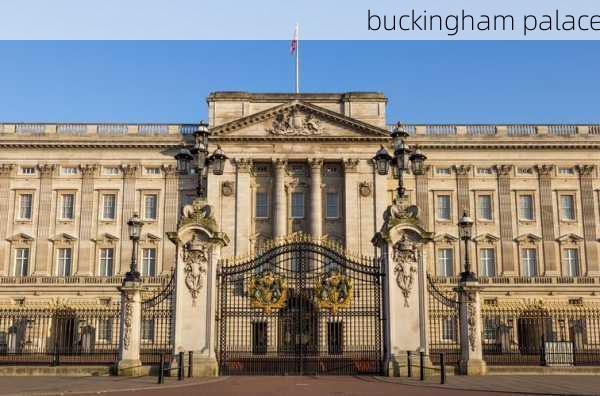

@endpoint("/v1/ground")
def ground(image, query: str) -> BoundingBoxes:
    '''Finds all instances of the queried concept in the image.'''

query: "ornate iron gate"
[427,275,461,365]
[218,237,384,375]
[140,273,175,365]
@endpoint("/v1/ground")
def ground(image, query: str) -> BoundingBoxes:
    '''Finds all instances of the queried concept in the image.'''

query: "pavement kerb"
[372,376,594,396]
[8,376,231,396]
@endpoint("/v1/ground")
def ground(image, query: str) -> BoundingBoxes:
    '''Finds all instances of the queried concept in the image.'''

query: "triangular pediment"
[7,233,34,242]
[210,101,390,139]
[473,233,500,243]
[433,233,458,243]
[92,233,119,244]
[50,233,77,242]
[514,233,542,243]
[558,233,583,243]
[141,233,161,243]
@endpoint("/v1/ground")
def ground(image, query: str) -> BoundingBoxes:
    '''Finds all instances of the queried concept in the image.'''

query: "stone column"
[454,165,471,270]
[0,164,14,275]
[374,223,429,377]
[117,279,143,376]
[415,166,431,230]
[119,165,137,274]
[309,158,323,239]
[34,164,56,275]
[495,165,516,274]
[577,165,599,276]
[344,159,361,252]
[234,158,252,256]
[169,200,229,376]
[162,165,179,273]
[273,159,287,238]
[536,165,558,275]
[457,280,486,375]
[76,165,97,275]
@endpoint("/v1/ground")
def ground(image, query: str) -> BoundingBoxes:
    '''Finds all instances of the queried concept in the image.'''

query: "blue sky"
[0,41,598,124]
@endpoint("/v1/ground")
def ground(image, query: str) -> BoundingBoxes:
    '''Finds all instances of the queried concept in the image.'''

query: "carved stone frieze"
[182,235,208,303]
[359,181,372,197]
[494,165,513,177]
[122,293,133,350]
[343,158,360,173]
[120,164,138,178]
[37,164,56,178]
[576,164,595,177]
[535,164,555,177]
[234,158,253,173]
[161,164,178,178]
[0,164,15,177]
[79,164,97,178]
[221,181,235,197]
[453,165,471,177]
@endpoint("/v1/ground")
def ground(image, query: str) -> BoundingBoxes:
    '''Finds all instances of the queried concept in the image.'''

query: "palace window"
[521,248,537,277]
[20,166,35,175]
[326,192,339,219]
[327,321,343,354]
[141,319,154,341]
[291,192,305,219]
[251,322,268,355]
[437,248,454,277]
[441,317,457,341]
[563,248,579,277]
[560,194,576,221]
[483,319,498,341]
[97,319,113,342]
[518,194,534,221]
[99,248,114,277]
[144,167,161,175]
[142,248,156,276]
[103,167,120,176]
[558,167,575,175]
[102,194,117,220]
[477,194,493,221]
[436,167,451,175]
[325,165,340,176]
[255,191,268,218]
[144,194,158,220]
[56,248,72,277]
[14,248,29,277]
[477,167,493,175]
[436,195,451,221]
[62,167,79,175]
[479,248,496,277]
[19,194,33,220]
[61,193,75,220]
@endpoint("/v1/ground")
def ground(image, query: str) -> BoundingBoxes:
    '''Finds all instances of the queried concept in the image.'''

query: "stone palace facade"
[0,92,599,374]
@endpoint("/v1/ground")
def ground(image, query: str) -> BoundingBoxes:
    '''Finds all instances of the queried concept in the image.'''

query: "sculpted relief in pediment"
[267,108,323,136]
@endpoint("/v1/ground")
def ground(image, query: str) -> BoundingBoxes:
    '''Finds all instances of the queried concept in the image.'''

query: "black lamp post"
[373,123,427,199]
[174,121,228,198]
[125,213,143,282]
[458,211,476,282]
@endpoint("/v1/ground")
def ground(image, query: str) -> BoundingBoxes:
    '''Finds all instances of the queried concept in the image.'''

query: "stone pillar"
[234,158,253,256]
[309,158,323,239]
[577,165,599,276]
[536,165,558,275]
[162,165,179,273]
[415,166,431,231]
[344,159,361,252]
[457,280,486,375]
[34,164,56,275]
[273,159,287,238]
[374,220,430,377]
[119,165,137,274]
[0,165,14,275]
[454,165,471,269]
[169,199,229,376]
[76,165,97,275]
[118,279,143,376]
[495,165,515,274]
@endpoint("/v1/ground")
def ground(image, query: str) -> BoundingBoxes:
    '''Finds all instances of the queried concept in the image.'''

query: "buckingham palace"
[0,91,599,376]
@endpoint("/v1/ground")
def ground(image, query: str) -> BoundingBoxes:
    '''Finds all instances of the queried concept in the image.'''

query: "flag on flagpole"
[291,23,298,54]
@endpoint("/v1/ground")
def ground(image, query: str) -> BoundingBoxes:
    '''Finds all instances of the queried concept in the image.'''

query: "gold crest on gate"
[248,271,288,313]
[316,270,353,313]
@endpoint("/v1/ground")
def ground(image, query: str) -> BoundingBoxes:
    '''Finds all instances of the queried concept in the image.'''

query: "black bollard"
[158,354,165,384]
[178,352,184,380]
[440,353,445,384]
[407,351,412,378]
[419,351,424,381]
[188,351,193,378]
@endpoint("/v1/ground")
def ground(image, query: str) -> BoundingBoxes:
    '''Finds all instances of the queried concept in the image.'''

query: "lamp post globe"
[125,213,143,282]
[373,145,392,176]
[209,145,228,175]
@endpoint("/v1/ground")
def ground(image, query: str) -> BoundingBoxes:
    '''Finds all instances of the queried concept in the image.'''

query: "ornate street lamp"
[174,121,228,198]
[458,211,476,282]
[372,123,427,199]
[125,213,143,282]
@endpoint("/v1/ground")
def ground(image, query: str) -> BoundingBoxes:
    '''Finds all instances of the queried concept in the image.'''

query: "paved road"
[3,375,600,396]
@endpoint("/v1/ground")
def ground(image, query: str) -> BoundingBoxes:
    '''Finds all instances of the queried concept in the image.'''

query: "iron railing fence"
[481,302,600,366]
[0,304,120,365]
[140,273,175,365]
[427,275,461,366]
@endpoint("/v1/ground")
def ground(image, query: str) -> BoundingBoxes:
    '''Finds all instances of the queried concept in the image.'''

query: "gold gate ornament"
[316,270,353,313]
[248,271,288,313]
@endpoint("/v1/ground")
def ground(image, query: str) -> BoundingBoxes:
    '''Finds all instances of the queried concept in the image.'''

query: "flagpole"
[295,23,300,94]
